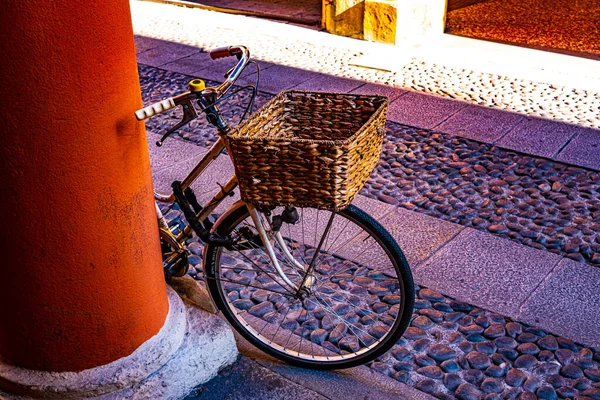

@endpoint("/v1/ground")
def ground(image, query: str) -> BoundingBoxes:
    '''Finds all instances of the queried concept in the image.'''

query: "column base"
[0,287,238,399]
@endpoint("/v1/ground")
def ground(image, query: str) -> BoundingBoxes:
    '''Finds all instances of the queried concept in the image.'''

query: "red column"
[0,0,168,372]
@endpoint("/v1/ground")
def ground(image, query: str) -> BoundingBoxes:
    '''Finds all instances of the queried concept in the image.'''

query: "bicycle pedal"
[163,250,189,281]
[168,220,184,236]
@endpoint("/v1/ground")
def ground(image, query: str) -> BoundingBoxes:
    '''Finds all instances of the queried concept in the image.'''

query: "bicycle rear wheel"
[204,202,414,369]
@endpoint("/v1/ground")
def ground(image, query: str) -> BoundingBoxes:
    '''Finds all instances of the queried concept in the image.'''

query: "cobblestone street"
[141,65,600,267]
[132,1,600,129]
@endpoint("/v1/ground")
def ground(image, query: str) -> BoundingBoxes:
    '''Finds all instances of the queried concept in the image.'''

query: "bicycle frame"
[154,134,308,292]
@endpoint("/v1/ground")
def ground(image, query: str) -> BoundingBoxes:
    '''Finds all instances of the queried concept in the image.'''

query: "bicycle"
[136,45,415,370]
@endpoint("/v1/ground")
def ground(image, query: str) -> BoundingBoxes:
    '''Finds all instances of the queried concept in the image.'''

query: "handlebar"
[209,46,236,60]
[134,45,250,121]
[210,45,250,97]
[135,98,175,121]
[135,92,196,121]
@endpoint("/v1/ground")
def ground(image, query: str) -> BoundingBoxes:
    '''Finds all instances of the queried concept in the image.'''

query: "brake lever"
[156,99,198,146]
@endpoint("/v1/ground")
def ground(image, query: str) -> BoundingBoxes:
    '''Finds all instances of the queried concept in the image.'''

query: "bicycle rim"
[205,203,414,369]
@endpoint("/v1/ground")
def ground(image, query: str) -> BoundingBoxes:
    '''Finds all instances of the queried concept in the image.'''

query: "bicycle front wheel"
[204,203,414,369]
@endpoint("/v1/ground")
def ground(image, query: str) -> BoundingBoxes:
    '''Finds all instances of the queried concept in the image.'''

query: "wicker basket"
[226,90,388,211]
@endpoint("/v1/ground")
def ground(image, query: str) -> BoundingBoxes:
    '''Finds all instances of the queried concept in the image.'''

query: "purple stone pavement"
[518,258,600,347]
[139,38,600,350]
[555,127,600,170]
[238,64,321,94]
[379,206,465,267]
[413,228,562,317]
[135,36,600,171]
[134,36,165,54]
[148,126,600,349]
[387,92,469,130]
[161,52,274,83]
[136,41,199,67]
[292,74,364,93]
[496,117,580,159]
[435,103,525,143]
[350,82,408,102]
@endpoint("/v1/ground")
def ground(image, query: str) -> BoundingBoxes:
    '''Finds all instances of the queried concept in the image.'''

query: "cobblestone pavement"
[146,66,600,399]
[371,286,600,400]
[141,65,600,267]
[154,184,600,400]
[137,5,600,396]
[363,127,600,266]
[132,0,600,129]
[166,213,600,400]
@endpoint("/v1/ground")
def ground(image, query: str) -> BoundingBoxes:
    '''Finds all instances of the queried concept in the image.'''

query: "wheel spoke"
[207,276,294,297]
[205,204,413,368]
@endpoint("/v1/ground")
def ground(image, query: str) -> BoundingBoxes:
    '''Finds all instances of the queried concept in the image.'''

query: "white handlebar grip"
[135,98,176,120]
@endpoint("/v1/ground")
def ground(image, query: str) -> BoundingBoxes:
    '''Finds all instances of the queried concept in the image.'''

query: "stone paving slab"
[290,74,365,93]
[150,150,205,195]
[147,130,236,207]
[136,41,200,67]
[435,103,525,143]
[379,208,465,268]
[349,193,397,221]
[388,92,469,129]
[185,356,327,400]
[555,128,600,171]
[238,64,322,95]
[259,359,437,400]
[134,35,167,54]
[350,82,408,102]
[146,130,206,173]
[517,258,600,347]
[153,157,239,216]
[496,117,580,159]
[160,51,275,83]
[234,334,436,400]
[414,228,563,317]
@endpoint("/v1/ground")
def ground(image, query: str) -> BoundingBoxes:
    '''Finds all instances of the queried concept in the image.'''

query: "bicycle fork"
[246,204,317,295]
[156,199,313,292]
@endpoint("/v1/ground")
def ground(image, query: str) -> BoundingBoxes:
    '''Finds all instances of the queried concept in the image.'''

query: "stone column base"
[0,287,238,399]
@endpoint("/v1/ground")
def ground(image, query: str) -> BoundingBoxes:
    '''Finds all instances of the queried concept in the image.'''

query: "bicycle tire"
[204,202,414,369]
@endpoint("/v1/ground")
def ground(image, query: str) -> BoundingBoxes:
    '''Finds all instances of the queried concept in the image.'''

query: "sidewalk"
[134,1,600,398]
[147,127,600,399]
[132,5,600,171]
